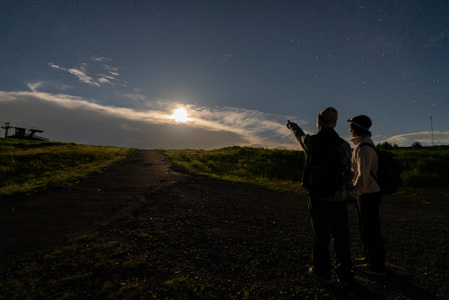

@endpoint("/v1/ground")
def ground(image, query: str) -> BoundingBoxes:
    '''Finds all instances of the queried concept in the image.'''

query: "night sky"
[1,1,448,149]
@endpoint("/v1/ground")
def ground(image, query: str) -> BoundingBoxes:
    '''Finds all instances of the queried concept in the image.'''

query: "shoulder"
[338,137,350,146]
[358,138,376,150]
[357,140,377,157]
[337,138,351,150]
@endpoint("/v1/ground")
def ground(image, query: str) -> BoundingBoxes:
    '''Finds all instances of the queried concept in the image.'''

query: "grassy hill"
[0,139,133,198]
[2,139,448,198]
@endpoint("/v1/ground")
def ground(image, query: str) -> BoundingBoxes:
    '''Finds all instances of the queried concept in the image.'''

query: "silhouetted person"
[287,107,353,284]
[347,115,386,275]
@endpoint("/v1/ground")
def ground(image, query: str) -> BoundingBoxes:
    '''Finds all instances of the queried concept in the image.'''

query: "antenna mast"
[430,115,434,146]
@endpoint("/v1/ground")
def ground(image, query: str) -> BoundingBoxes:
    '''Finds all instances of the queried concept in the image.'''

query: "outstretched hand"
[286,120,293,129]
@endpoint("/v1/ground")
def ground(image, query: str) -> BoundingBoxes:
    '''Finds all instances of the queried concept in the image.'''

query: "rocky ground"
[1,150,448,299]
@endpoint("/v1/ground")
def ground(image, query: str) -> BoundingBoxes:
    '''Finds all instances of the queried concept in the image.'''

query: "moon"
[170,108,190,122]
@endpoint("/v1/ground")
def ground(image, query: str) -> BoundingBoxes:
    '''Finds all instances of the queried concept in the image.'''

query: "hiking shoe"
[308,267,332,284]
[357,264,387,276]
[355,256,367,263]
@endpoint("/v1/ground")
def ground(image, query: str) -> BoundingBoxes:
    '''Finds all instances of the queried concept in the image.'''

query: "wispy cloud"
[48,57,126,88]
[49,62,99,87]
[381,131,449,146]
[90,56,111,63]
[188,106,295,147]
[28,82,46,92]
[27,81,73,93]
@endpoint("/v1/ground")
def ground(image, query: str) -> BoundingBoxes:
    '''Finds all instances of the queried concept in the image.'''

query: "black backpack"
[303,136,346,196]
[360,143,402,194]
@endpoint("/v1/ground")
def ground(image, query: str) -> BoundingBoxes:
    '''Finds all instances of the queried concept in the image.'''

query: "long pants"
[308,196,352,279]
[358,192,385,271]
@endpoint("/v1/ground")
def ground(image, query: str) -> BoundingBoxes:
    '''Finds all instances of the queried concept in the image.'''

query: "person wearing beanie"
[316,106,338,130]
[287,107,353,284]
[347,115,386,276]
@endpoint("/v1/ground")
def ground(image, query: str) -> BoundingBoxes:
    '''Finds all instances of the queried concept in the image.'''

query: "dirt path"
[1,150,448,299]
[0,150,186,266]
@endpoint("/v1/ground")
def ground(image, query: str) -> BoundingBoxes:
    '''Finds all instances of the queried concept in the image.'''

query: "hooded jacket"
[349,136,381,199]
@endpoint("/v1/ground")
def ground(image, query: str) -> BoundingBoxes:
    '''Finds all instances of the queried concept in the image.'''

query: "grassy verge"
[0,139,133,198]
[160,146,306,194]
[161,145,449,193]
[391,146,449,188]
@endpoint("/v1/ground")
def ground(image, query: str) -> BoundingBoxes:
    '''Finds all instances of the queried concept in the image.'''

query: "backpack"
[360,143,402,194]
[303,136,346,196]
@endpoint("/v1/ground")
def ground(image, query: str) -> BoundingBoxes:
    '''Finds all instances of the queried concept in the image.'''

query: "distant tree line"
[377,141,425,149]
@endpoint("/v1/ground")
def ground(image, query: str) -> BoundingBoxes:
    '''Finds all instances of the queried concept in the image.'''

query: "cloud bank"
[0,90,297,149]
[2,89,448,149]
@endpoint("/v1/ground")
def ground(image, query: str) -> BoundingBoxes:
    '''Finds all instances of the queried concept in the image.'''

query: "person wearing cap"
[287,107,353,284]
[347,115,386,275]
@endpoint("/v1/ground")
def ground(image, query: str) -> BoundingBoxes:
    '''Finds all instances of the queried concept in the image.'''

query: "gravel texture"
[1,150,448,299]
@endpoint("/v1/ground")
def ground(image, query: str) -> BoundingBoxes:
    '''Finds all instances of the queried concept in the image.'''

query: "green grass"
[1,235,142,299]
[161,145,449,193]
[389,146,449,188]
[2,139,447,198]
[1,234,213,300]
[162,276,214,299]
[0,138,133,198]
[160,146,305,194]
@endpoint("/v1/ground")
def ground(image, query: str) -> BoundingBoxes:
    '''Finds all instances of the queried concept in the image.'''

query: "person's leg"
[359,193,385,272]
[329,202,352,280]
[308,197,332,280]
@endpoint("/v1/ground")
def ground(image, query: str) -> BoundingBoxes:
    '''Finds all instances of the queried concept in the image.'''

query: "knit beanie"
[317,107,338,128]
